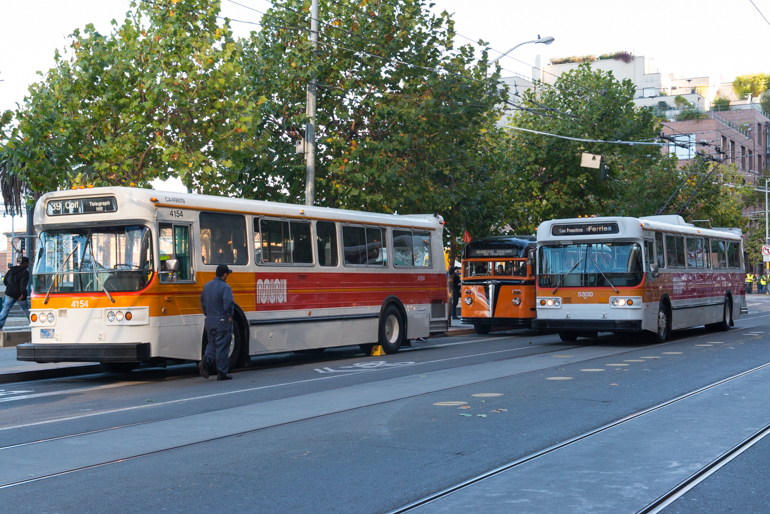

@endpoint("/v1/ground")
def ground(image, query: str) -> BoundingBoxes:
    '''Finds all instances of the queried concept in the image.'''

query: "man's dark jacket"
[200,276,234,322]
[4,265,29,300]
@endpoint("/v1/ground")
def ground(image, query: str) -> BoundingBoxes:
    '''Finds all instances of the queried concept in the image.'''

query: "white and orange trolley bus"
[532,215,747,343]
[17,187,449,372]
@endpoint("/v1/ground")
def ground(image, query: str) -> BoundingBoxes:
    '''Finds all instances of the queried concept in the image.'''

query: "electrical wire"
[503,126,666,146]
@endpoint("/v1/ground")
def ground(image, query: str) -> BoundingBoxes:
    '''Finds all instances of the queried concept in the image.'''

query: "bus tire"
[228,317,246,371]
[474,323,491,335]
[653,300,670,343]
[101,362,139,373]
[559,332,578,342]
[379,305,405,354]
[717,298,732,332]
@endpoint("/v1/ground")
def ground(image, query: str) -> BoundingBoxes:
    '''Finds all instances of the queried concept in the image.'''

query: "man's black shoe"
[198,360,209,379]
[217,373,233,381]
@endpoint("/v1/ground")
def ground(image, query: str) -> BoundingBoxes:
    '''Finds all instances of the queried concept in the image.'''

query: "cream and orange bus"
[17,187,448,372]
[533,215,746,343]
[460,236,537,334]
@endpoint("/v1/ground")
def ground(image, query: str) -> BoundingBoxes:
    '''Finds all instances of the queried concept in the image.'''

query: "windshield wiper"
[44,243,81,305]
[552,257,584,295]
[589,253,619,293]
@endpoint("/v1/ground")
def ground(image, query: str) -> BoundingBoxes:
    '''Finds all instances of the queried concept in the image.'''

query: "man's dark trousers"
[204,318,232,375]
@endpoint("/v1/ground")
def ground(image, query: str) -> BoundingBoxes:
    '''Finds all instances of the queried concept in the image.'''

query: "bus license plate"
[40,329,55,340]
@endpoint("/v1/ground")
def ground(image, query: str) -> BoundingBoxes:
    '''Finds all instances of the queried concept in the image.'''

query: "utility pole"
[304,0,319,206]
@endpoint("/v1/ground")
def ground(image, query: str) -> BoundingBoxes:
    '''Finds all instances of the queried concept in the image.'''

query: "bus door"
[158,223,196,323]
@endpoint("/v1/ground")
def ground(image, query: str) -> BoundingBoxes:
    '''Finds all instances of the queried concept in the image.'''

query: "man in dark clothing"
[451,266,461,320]
[199,264,235,380]
[0,257,31,330]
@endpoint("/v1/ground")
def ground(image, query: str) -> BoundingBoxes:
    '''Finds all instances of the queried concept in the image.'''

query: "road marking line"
[0,382,147,403]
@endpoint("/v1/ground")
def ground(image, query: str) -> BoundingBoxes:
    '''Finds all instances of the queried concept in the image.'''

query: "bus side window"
[645,240,655,271]
[200,212,248,265]
[393,230,413,266]
[726,242,740,268]
[675,236,686,268]
[159,223,192,282]
[261,219,291,264]
[342,226,367,265]
[712,240,726,268]
[292,221,313,264]
[316,221,338,267]
[413,231,431,267]
[655,233,664,268]
[665,235,677,268]
[366,227,387,266]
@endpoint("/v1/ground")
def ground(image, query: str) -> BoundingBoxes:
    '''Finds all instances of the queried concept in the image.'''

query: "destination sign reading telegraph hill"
[47,197,118,216]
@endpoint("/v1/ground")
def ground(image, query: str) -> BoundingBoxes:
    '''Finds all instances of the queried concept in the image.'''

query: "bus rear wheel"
[379,306,405,354]
[474,323,491,335]
[559,332,578,342]
[101,362,139,373]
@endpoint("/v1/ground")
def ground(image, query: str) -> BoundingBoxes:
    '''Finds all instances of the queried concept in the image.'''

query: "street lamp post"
[488,35,555,65]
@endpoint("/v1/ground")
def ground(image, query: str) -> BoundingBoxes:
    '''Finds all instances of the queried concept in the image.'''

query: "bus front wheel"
[559,332,578,342]
[474,323,491,335]
[379,306,405,354]
[707,298,732,332]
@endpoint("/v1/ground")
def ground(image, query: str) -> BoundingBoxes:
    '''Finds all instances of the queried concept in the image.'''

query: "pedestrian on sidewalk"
[0,257,31,330]
[198,264,234,381]
[746,273,753,294]
[451,266,461,320]
[761,274,767,295]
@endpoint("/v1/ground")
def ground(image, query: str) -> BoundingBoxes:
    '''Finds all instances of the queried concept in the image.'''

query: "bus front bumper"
[532,319,643,333]
[16,343,151,363]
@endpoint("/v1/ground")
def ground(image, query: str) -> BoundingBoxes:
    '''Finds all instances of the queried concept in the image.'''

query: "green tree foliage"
[712,96,731,111]
[5,0,263,191]
[733,73,769,99]
[499,64,676,232]
[761,91,770,115]
[238,0,506,245]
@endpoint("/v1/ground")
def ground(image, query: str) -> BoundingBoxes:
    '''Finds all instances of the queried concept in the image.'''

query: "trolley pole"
[304,0,319,206]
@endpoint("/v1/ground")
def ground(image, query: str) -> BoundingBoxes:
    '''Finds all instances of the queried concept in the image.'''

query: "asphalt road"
[3,296,770,513]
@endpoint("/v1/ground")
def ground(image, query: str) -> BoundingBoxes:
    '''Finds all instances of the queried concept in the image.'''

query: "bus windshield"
[464,260,527,278]
[538,242,643,288]
[33,226,154,294]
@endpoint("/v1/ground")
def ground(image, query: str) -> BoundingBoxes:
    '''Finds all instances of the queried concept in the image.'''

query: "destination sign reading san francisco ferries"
[551,222,619,236]
[47,196,118,216]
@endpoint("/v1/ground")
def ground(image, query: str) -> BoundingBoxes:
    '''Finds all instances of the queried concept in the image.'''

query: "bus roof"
[537,215,742,242]
[34,187,444,231]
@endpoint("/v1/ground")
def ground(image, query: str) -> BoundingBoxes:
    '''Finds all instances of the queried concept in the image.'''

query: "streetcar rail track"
[388,359,770,513]
[638,422,770,513]
[3,319,768,492]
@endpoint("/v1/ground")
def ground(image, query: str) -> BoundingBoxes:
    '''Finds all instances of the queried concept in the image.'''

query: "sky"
[0,0,769,240]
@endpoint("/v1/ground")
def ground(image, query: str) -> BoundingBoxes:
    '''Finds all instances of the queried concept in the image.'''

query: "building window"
[741,146,746,170]
[730,140,736,164]
[669,134,695,159]
[749,150,754,172]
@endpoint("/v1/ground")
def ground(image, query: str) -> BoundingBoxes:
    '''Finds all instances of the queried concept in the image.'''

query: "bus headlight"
[538,298,562,308]
[107,311,116,322]
[116,311,124,322]
[46,312,55,323]
[464,297,473,305]
[610,297,642,308]
[512,297,521,306]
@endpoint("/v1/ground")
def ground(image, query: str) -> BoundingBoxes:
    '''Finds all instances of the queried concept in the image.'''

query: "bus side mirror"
[162,259,179,272]
[650,263,659,277]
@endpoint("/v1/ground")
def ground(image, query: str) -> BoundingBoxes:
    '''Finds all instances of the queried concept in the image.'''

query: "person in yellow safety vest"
[761,275,767,295]
[746,273,754,294]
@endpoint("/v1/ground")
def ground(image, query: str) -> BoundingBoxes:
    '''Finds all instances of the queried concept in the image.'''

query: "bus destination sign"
[551,223,619,237]
[47,197,118,216]
[467,248,520,258]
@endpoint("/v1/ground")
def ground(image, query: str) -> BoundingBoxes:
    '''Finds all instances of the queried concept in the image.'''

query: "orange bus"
[460,236,537,334]
[18,187,449,372]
